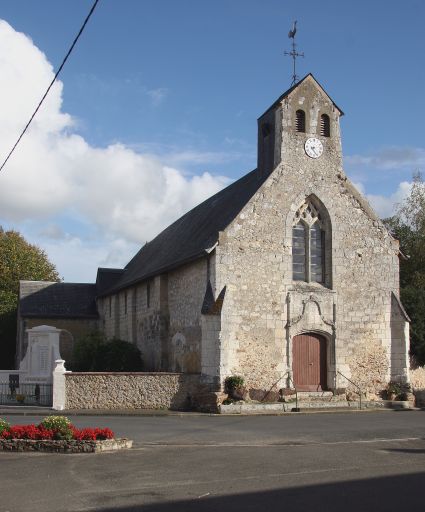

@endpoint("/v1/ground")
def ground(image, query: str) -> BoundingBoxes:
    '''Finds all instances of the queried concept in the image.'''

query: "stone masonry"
[64,372,201,410]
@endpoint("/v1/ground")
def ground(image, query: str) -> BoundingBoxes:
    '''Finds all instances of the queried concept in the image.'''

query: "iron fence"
[0,382,53,406]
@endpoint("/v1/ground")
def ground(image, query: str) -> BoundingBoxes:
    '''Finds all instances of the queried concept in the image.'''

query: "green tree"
[384,172,425,364]
[0,227,60,368]
[70,331,143,372]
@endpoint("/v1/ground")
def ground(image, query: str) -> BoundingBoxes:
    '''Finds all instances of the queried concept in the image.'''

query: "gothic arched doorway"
[292,333,327,391]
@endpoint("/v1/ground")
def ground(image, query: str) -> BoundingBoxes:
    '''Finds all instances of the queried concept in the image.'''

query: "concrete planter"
[0,438,133,453]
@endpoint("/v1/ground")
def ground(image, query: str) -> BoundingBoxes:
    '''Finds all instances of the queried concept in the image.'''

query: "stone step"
[296,391,334,398]
[294,391,337,402]
[219,401,386,414]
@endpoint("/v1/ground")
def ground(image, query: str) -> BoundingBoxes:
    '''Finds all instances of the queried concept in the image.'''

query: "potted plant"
[224,375,247,401]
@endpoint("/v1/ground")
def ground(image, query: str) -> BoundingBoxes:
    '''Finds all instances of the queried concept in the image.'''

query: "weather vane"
[284,20,304,86]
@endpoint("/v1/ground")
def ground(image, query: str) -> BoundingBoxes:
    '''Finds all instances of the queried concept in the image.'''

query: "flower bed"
[0,416,132,453]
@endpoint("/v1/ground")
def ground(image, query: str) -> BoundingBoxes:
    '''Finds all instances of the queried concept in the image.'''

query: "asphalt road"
[1,411,424,512]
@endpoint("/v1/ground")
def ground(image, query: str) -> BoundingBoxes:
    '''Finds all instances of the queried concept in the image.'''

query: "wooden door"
[292,333,327,391]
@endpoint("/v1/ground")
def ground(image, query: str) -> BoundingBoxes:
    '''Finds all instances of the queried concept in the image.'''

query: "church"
[17,73,410,401]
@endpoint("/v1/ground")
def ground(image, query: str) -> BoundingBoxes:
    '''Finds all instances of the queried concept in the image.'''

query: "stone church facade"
[17,74,410,399]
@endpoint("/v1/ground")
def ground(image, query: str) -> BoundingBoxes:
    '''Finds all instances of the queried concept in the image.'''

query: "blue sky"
[0,0,424,281]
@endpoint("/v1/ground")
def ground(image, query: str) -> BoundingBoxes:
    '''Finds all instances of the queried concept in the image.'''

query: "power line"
[0,0,101,174]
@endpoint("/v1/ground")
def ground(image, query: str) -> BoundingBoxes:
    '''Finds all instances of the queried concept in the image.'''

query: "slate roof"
[96,268,125,296]
[100,168,266,296]
[19,281,98,318]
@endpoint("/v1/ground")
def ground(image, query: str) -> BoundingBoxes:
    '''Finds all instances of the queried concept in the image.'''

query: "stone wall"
[410,366,425,407]
[64,372,201,410]
[98,258,208,374]
[167,258,208,373]
[98,278,166,371]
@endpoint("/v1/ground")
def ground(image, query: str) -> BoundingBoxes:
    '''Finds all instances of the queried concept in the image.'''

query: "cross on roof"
[284,20,305,86]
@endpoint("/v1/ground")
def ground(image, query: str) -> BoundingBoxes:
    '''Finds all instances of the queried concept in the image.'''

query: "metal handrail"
[336,370,363,409]
[261,372,287,403]
[286,373,299,411]
[261,371,299,411]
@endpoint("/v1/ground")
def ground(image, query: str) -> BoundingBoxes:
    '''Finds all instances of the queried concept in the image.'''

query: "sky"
[0,0,424,282]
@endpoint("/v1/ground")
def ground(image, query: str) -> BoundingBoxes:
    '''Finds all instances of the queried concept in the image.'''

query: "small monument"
[18,325,63,384]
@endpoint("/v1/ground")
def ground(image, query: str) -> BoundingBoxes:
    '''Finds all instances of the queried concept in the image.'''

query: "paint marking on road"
[134,437,422,448]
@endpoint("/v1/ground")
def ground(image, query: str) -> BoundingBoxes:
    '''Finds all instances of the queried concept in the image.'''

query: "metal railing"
[286,373,299,412]
[336,371,363,410]
[0,382,52,407]
[261,371,299,412]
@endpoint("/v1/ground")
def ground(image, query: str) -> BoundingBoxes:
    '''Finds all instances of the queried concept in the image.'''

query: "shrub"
[40,415,73,440]
[386,382,412,400]
[100,338,144,372]
[40,415,71,431]
[224,375,245,393]
[0,418,10,436]
[70,331,143,371]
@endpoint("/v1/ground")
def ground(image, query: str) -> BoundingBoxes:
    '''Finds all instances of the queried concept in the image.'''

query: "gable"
[258,73,344,121]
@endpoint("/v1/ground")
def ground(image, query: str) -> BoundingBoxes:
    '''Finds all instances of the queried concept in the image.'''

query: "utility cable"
[0,0,101,174]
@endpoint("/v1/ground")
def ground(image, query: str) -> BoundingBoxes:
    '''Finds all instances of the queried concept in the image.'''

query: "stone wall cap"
[66,372,201,376]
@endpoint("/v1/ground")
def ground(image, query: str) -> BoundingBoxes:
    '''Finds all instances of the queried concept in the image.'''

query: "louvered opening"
[320,114,330,137]
[295,110,305,133]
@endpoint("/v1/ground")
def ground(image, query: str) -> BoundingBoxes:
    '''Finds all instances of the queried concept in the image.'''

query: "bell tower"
[257,74,344,178]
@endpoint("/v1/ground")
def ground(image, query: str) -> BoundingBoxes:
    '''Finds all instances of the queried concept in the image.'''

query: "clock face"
[305,138,323,159]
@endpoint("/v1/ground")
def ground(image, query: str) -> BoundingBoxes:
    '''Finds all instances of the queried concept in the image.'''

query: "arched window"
[295,110,306,133]
[292,199,329,285]
[320,114,330,137]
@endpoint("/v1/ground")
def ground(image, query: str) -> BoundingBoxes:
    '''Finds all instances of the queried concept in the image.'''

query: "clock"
[304,138,323,159]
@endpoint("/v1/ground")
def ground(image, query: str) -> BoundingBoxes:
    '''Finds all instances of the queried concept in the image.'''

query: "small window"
[320,114,330,137]
[295,110,305,133]
[109,296,112,317]
[124,292,127,315]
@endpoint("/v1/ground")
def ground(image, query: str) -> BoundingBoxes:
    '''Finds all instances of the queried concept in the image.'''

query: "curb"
[1,406,420,417]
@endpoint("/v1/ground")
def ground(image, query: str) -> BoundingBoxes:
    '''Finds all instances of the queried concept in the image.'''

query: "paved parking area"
[1,411,424,511]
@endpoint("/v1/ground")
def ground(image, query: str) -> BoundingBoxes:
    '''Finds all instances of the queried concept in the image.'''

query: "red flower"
[1,423,114,441]
[95,428,114,440]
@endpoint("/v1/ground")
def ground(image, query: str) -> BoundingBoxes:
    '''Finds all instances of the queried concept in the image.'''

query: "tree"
[384,172,425,364]
[70,331,143,372]
[0,227,60,368]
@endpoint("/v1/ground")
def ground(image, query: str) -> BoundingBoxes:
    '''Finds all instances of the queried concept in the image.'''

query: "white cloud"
[345,146,425,171]
[365,181,412,218]
[0,20,231,281]
[146,87,168,106]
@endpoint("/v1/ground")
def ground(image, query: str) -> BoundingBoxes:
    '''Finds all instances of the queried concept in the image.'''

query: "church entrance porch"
[292,333,327,391]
